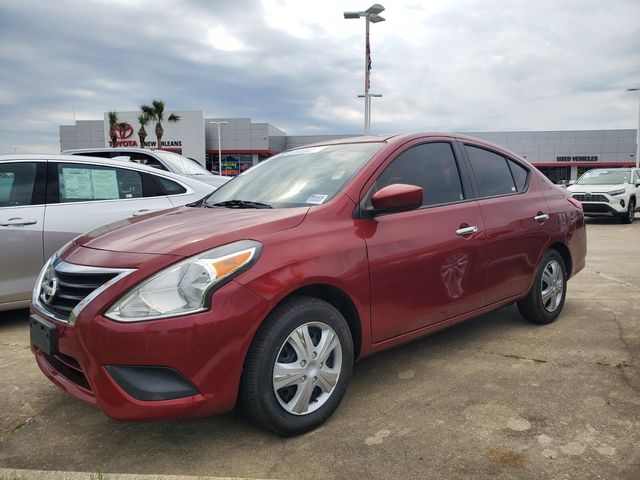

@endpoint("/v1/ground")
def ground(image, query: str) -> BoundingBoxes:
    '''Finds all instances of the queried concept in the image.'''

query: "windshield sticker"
[306,194,328,204]
[331,170,346,180]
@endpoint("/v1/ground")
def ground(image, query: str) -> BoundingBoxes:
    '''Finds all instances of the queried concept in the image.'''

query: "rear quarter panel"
[537,173,587,278]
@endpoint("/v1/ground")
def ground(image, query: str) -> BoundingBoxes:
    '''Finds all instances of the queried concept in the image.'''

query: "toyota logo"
[115,123,134,139]
[40,277,58,305]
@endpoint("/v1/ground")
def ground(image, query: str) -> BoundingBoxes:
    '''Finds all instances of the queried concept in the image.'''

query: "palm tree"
[137,112,151,148]
[141,100,181,149]
[108,111,119,147]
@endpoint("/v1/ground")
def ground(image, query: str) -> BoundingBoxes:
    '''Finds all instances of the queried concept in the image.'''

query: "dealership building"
[59,111,638,182]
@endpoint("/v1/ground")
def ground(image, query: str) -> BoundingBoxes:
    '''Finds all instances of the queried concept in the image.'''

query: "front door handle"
[455,225,478,237]
[0,217,37,226]
[534,213,550,223]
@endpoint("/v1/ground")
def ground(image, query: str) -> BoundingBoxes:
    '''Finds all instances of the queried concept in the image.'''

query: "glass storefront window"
[206,153,254,176]
[538,166,571,184]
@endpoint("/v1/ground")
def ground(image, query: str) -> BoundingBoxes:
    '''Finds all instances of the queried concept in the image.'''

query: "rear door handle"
[455,225,478,237]
[0,217,37,226]
[534,213,550,223]
[132,209,152,216]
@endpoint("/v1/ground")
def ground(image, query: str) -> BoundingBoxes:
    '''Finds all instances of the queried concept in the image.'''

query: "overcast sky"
[1,0,639,154]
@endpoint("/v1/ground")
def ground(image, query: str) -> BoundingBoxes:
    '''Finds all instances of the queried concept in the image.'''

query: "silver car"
[62,147,231,189]
[0,154,216,311]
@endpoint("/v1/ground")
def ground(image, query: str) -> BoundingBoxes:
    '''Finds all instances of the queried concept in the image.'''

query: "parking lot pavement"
[1,217,639,480]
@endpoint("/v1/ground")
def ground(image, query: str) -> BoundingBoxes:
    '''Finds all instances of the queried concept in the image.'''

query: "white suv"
[567,168,640,224]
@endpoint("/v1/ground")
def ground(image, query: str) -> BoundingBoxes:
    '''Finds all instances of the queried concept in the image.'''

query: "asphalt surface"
[1,216,639,480]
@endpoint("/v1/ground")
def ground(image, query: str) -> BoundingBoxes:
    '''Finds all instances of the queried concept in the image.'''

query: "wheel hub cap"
[272,321,342,416]
[540,259,564,312]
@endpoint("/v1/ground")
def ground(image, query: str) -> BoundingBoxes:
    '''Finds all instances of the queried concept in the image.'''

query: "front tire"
[517,250,567,324]
[620,198,635,224]
[240,296,353,436]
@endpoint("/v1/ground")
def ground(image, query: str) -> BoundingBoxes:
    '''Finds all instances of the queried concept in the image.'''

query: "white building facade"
[60,113,638,182]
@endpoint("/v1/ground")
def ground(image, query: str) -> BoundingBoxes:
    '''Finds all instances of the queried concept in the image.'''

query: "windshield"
[154,151,212,176]
[203,142,384,208]
[576,170,630,185]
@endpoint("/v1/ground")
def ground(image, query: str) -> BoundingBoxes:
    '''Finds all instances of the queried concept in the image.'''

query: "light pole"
[209,121,229,175]
[628,88,640,168]
[344,4,385,135]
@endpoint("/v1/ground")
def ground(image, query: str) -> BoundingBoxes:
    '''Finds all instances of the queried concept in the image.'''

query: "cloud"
[0,0,639,154]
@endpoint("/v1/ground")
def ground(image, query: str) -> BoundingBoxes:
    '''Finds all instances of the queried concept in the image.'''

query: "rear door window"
[465,146,516,197]
[57,163,143,202]
[507,158,530,192]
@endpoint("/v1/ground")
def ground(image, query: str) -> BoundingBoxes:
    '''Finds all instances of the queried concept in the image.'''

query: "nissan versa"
[30,134,586,435]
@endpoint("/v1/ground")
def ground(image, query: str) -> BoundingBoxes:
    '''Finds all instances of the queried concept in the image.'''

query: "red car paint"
[31,133,586,421]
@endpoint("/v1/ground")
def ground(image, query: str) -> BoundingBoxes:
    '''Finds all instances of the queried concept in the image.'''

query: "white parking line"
[0,469,274,480]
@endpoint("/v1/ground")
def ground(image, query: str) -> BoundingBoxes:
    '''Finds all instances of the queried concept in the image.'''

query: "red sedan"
[30,134,586,435]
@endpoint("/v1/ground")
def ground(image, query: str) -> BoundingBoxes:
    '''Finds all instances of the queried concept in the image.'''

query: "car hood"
[567,183,626,193]
[75,206,310,257]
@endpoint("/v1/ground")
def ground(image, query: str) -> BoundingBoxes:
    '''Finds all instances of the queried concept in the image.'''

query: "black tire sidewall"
[244,297,354,435]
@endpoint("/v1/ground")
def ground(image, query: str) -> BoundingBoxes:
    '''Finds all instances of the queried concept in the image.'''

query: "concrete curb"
[0,469,273,480]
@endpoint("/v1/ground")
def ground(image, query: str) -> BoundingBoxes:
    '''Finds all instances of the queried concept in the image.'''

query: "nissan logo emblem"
[40,277,59,305]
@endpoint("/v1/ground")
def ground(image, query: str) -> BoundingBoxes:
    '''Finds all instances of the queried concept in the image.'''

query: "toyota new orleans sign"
[109,123,183,148]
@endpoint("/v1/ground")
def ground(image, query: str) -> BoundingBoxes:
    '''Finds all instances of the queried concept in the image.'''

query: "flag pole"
[364,16,371,135]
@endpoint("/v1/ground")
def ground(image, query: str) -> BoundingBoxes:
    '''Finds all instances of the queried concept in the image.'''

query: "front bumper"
[32,277,273,421]
[580,202,624,216]
[571,193,627,216]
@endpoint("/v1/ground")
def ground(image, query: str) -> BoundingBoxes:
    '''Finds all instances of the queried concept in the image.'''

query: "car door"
[461,143,551,305]
[43,160,175,260]
[359,140,487,343]
[0,160,47,307]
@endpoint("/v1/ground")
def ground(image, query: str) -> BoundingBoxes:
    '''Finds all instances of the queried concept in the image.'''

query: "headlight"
[608,189,625,196]
[105,240,261,322]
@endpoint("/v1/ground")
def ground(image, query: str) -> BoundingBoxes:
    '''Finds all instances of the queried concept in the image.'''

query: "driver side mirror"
[370,184,423,214]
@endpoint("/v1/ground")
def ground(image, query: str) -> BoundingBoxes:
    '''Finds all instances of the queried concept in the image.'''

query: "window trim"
[459,142,531,200]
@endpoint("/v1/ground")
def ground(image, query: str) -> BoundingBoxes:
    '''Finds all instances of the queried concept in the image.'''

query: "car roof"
[0,154,206,184]
[291,133,528,162]
[61,147,165,155]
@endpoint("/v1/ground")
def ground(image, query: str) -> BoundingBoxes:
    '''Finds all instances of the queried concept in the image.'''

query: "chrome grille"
[34,256,133,324]
[572,194,608,203]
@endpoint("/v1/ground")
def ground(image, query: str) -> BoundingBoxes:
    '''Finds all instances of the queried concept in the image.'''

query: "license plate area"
[30,315,58,356]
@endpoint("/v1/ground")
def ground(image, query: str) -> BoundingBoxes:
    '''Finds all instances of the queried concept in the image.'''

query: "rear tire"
[517,250,567,324]
[620,198,635,224]
[240,296,353,436]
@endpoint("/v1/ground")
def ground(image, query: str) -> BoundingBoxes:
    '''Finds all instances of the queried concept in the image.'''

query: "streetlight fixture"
[627,88,640,168]
[209,121,229,175]
[344,4,386,135]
